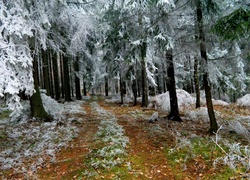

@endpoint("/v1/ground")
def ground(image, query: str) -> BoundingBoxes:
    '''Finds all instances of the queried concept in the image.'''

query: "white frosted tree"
[0,1,34,114]
[0,0,96,119]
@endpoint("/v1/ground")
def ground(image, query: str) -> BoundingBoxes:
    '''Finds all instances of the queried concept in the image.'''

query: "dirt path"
[36,98,196,180]
[99,102,171,178]
[38,101,101,179]
[36,98,234,180]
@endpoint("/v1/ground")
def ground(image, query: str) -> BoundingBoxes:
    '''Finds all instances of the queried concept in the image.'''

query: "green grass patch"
[0,109,11,119]
[165,136,237,179]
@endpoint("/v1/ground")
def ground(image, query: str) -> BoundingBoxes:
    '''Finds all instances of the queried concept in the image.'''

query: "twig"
[212,125,229,155]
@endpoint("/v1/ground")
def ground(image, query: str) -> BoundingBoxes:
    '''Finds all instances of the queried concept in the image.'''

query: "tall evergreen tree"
[74,57,82,100]
[166,49,182,121]
[196,0,218,133]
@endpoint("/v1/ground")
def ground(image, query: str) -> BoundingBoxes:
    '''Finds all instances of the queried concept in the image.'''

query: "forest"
[0,0,250,179]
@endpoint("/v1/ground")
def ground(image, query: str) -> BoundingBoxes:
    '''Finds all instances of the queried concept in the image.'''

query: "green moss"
[0,109,11,119]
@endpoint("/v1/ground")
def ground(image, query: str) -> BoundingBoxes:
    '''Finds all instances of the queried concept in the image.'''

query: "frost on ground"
[185,107,210,122]
[105,94,133,104]
[84,102,129,177]
[213,125,250,173]
[0,93,85,177]
[185,107,223,122]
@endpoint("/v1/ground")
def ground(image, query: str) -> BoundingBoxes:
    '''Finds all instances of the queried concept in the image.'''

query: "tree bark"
[119,72,124,104]
[196,0,218,133]
[105,77,109,96]
[52,51,60,100]
[42,49,51,96]
[60,54,65,99]
[194,56,201,108]
[63,55,72,102]
[74,57,82,100]
[48,50,54,98]
[166,49,182,121]
[30,53,52,121]
[83,81,87,96]
[132,66,138,106]
[141,41,148,107]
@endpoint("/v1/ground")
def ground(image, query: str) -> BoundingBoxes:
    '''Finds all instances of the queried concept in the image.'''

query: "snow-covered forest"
[0,0,250,179]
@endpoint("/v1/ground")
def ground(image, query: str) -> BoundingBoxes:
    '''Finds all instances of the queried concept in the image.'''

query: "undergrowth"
[82,102,130,179]
[165,133,237,179]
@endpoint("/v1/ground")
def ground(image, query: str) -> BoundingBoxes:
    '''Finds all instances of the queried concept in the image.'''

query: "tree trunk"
[105,77,109,96]
[63,55,72,102]
[30,53,52,121]
[49,50,54,98]
[141,41,148,107]
[83,80,87,96]
[60,54,65,99]
[196,0,218,134]
[52,51,60,100]
[74,57,82,100]
[119,73,124,104]
[42,49,51,96]
[194,56,201,108]
[166,49,182,121]
[132,66,138,106]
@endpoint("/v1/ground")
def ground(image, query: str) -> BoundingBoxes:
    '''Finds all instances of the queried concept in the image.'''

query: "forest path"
[37,96,207,179]
[38,99,101,179]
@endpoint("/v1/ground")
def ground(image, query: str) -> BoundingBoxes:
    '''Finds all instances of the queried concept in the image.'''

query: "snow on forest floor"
[1,91,250,179]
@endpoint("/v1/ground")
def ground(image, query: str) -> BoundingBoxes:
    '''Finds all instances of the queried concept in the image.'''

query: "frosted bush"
[213,126,250,172]
[185,107,209,122]
[237,94,250,107]
[150,89,195,113]
[214,142,250,171]
[151,92,170,112]
[229,121,250,142]
[212,99,230,106]
[105,94,133,104]
[105,94,121,103]
[177,89,195,106]
[41,93,63,120]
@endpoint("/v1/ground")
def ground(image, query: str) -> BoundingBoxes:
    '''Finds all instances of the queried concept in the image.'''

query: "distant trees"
[0,0,95,120]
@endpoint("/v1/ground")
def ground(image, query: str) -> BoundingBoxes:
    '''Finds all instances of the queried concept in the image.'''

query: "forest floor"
[1,95,250,179]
